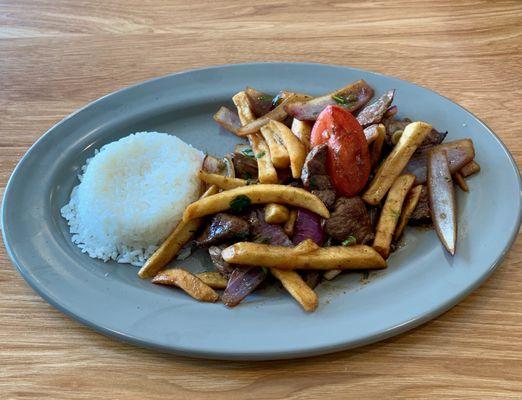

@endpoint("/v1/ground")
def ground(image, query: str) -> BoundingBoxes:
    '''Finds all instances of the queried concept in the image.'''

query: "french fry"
[196,271,228,289]
[232,91,279,184]
[271,269,318,312]
[264,203,290,224]
[291,118,312,152]
[183,184,330,221]
[370,124,386,167]
[152,268,219,302]
[198,170,247,190]
[138,185,219,278]
[260,124,290,168]
[323,269,341,280]
[267,120,307,178]
[363,121,432,205]
[284,209,298,236]
[373,174,416,258]
[394,184,423,240]
[460,160,480,177]
[232,92,256,126]
[237,94,311,136]
[453,171,469,192]
[248,133,278,184]
[292,239,320,255]
[221,242,386,270]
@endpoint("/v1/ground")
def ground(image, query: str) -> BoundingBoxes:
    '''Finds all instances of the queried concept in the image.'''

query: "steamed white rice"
[61,132,204,266]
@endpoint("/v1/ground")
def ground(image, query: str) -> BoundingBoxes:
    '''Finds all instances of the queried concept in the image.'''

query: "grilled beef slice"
[231,152,258,180]
[197,213,250,247]
[325,196,374,244]
[409,185,431,224]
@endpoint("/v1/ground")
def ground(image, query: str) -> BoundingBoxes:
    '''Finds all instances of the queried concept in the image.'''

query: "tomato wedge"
[310,105,370,197]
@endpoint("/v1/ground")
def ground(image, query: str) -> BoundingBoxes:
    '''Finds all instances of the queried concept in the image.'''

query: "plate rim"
[2,61,521,360]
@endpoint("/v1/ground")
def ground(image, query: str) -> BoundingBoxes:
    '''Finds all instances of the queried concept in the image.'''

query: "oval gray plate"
[2,63,521,360]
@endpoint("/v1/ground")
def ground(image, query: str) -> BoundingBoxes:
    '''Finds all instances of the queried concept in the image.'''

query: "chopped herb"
[345,94,358,103]
[255,151,266,159]
[309,176,318,190]
[258,95,272,102]
[242,148,254,157]
[229,195,251,213]
[332,95,346,105]
[342,236,357,246]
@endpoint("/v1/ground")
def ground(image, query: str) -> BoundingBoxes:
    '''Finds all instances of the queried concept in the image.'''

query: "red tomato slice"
[310,105,370,197]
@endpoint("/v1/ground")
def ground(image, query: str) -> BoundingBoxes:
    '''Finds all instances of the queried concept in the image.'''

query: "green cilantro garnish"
[342,236,357,246]
[229,195,251,213]
[242,148,254,157]
[255,151,266,159]
[346,94,358,102]
[332,95,346,105]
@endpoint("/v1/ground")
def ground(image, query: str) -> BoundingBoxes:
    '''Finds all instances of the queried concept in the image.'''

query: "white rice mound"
[61,132,204,266]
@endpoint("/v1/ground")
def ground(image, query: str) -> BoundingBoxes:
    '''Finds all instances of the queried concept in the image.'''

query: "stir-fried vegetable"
[292,208,324,246]
[311,105,371,197]
[285,80,374,121]
[428,149,457,255]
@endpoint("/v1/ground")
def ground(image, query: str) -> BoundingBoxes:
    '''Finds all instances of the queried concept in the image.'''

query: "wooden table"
[1,1,521,398]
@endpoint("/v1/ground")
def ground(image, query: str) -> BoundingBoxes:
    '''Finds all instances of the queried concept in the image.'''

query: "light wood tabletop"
[1,1,521,398]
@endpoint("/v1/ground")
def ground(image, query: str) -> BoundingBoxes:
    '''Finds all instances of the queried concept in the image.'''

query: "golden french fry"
[232,91,279,184]
[323,269,341,280]
[196,271,228,289]
[453,171,469,192]
[271,269,318,312]
[198,170,247,190]
[264,203,290,224]
[267,120,306,178]
[232,91,256,126]
[260,124,290,168]
[138,185,219,278]
[370,124,386,167]
[363,122,432,205]
[248,133,278,184]
[460,160,480,177]
[292,239,320,255]
[222,242,386,270]
[283,209,298,236]
[152,268,219,302]
[291,118,312,153]
[373,174,416,258]
[183,184,330,222]
[394,184,423,240]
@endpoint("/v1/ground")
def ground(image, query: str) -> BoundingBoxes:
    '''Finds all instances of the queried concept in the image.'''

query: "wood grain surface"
[1,1,521,398]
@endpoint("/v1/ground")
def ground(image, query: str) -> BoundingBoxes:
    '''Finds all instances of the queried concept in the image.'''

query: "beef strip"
[301,144,336,209]
[409,185,431,224]
[325,196,375,244]
[196,213,250,247]
[356,90,395,127]
[208,245,234,278]
[231,152,258,180]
